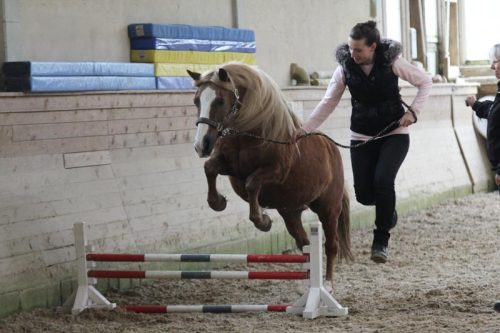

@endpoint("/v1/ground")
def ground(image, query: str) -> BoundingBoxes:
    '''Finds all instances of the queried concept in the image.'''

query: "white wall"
[1,0,370,86]
[2,0,232,62]
[242,0,370,85]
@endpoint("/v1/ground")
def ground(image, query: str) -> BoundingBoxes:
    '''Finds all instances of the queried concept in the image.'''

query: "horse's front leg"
[204,156,229,211]
[245,167,281,232]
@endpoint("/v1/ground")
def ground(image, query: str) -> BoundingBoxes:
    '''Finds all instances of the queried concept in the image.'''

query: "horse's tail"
[337,186,353,262]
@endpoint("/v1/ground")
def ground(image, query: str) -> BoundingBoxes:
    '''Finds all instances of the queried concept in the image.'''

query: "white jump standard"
[72,222,348,319]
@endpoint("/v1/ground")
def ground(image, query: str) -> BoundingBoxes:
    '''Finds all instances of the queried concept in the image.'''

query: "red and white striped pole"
[87,270,309,280]
[86,253,308,263]
[123,304,289,313]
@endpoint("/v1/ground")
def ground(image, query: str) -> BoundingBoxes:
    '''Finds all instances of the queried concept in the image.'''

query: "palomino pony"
[188,62,352,280]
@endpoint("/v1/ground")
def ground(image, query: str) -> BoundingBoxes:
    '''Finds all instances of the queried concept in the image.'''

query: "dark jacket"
[336,39,404,136]
[472,81,500,175]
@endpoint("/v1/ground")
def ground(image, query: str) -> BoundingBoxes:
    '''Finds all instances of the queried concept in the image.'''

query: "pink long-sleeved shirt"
[302,56,432,140]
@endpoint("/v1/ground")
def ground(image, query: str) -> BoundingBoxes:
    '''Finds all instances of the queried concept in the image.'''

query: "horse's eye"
[193,97,200,107]
[212,97,224,106]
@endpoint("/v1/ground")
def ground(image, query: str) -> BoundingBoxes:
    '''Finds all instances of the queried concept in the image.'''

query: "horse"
[188,62,352,280]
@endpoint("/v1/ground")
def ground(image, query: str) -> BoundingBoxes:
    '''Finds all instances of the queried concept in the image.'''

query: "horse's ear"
[218,68,230,82]
[187,69,201,81]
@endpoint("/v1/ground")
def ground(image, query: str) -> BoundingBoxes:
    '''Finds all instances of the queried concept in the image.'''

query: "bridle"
[194,84,294,143]
[195,81,241,137]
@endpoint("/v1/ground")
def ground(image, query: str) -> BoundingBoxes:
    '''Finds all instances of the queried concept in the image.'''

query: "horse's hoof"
[255,214,273,232]
[494,301,500,313]
[208,194,227,211]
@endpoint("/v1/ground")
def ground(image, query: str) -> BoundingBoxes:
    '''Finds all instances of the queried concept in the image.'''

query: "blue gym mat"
[2,61,154,77]
[5,76,157,92]
[156,76,195,90]
[128,23,255,42]
[131,37,256,53]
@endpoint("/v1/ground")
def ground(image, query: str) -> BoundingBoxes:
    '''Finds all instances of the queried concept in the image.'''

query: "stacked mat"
[2,61,156,92]
[128,23,256,90]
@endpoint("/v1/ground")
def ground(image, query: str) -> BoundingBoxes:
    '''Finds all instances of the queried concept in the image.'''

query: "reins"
[195,77,417,149]
[198,111,413,149]
[319,99,417,149]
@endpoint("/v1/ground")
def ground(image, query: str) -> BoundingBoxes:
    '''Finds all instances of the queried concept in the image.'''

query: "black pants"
[350,134,410,246]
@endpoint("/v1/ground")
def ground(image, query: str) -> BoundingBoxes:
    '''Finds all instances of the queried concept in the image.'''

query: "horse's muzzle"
[194,135,214,158]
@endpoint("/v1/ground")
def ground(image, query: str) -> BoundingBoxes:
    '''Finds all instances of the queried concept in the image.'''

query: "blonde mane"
[199,62,302,142]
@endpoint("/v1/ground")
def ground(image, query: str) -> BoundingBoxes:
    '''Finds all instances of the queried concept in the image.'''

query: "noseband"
[195,116,225,133]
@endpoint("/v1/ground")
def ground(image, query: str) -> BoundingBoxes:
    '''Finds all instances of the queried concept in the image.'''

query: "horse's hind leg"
[277,208,309,251]
[309,199,341,281]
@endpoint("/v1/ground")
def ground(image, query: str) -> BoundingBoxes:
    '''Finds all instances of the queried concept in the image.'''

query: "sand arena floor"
[1,192,499,333]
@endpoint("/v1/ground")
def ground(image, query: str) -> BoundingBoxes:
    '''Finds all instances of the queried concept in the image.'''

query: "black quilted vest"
[336,39,404,136]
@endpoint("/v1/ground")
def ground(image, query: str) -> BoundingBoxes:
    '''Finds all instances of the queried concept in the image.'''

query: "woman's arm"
[471,100,494,119]
[302,66,346,132]
[392,57,432,116]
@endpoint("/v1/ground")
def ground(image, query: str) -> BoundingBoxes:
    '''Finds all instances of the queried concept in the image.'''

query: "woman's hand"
[399,112,417,127]
[495,173,500,186]
[465,95,476,107]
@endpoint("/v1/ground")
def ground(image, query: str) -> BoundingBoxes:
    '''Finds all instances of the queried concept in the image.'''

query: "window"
[463,0,500,62]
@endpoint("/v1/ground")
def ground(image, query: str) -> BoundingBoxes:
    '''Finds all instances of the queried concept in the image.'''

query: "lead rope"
[212,69,417,149]
[222,101,417,149]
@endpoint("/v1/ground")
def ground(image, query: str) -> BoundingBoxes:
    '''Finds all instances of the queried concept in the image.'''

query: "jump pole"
[71,222,348,318]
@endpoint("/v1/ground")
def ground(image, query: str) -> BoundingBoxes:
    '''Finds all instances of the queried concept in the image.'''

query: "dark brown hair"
[349,20,380,46]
